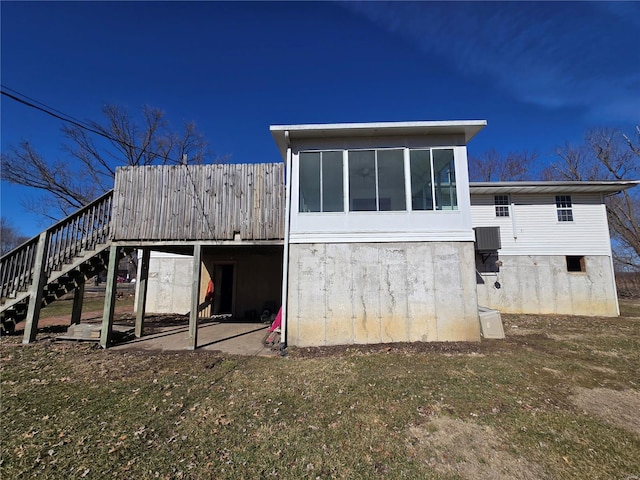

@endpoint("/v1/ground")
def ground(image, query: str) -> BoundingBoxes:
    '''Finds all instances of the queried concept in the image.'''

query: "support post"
[188,244,202,350]
[23,232,50,344]
[100,245,119,348]
[135,249,150,338]
[70,278,85,325]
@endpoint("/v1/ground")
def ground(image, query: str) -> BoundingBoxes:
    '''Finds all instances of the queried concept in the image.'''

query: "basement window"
[566,256,585,272]
[556,195,573,222]
[495,195,510,217]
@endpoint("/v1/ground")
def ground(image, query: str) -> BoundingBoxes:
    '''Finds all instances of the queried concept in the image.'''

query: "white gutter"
[279,131,293,351]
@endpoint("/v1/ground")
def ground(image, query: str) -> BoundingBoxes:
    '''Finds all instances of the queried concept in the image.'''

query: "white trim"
[280,140,293,347]
[403,148,412,212]
[289,230,475,243]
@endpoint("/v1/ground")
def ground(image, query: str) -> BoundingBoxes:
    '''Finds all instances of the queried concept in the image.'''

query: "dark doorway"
[213,264,235,314]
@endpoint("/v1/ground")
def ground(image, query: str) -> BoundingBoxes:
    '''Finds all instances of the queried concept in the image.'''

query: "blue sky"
[2,1,639,238]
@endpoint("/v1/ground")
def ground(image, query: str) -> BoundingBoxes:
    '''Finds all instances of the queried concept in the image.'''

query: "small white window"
[556,195,573,222]
[495,195,509,217]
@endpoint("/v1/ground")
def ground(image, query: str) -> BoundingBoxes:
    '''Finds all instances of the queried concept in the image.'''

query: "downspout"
[280,131,293,354]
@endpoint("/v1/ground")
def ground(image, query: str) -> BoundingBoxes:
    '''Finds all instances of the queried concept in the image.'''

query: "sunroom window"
[348,149,405,211]
[299,151,344,212]
[299,147,458,214]
[410,148,457,210]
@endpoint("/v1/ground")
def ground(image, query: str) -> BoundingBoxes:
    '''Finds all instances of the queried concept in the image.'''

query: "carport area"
[113,243,285,352]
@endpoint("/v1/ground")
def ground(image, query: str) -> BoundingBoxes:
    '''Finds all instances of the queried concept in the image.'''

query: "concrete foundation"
[202,247,283,319]
[475,255,618,316]
[143,247,283,318]
[146,252,194,315]
[286,242,481,347]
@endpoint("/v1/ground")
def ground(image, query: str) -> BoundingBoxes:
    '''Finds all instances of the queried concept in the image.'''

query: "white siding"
[470,193,612,256]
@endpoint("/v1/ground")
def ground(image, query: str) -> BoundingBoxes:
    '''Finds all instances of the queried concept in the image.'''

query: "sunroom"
[271,121,486,347]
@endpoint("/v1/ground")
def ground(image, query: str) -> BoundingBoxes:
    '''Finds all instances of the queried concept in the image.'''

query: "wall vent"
[474,227,501,251]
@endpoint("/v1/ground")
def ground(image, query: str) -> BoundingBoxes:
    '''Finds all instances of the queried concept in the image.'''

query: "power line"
[1,84,94,131]
[1,85,216,234]
[0,85,183,166]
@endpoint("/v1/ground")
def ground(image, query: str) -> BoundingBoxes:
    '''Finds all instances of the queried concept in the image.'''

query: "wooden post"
[22,232,49,344]
[135,249,150,338]
[70,279,85,325]
[100,245,119,348]
[188,244,202,350]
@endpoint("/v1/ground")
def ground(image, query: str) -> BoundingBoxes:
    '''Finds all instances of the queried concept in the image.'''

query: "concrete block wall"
[475,255,618,316]
[287,242,481,347]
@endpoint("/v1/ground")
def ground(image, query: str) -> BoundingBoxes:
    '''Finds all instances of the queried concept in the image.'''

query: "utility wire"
[1,84,95,131]
[1,85,184,166]
[2,85,216,234]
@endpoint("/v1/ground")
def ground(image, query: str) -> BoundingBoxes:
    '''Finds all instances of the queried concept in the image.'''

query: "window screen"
[348,149,405,211]
[299,151,344,212]
[410,150,433,210]
[433,149,457,210]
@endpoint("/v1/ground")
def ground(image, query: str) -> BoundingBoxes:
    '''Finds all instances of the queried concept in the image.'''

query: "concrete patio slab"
[110,319,277,356]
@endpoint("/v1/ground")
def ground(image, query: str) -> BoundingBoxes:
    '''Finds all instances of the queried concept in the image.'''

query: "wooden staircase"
[0,191,117,336]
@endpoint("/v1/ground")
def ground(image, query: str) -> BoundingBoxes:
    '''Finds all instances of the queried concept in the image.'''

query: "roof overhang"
[270,120,487,159]
[469,180,640,195]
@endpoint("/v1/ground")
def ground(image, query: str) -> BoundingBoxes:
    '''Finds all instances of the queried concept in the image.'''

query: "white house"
[470,182,634,316]
[134,121,637,348]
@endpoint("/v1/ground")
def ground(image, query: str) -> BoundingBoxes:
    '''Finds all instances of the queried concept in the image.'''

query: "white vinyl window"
[348,149,405,211]
[495,195,510,217]
[410,148,457,210]
[298,147,458,214]
[299,151,344,212]
[556,195,573,222]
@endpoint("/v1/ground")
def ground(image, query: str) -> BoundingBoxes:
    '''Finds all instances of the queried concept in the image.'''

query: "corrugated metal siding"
[112,163,285,241]
[470,193,611,256]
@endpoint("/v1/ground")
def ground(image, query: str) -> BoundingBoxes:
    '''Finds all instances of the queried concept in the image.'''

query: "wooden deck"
[112,163,285,241]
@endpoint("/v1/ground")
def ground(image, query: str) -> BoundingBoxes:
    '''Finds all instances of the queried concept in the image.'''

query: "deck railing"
[0,190,114,301]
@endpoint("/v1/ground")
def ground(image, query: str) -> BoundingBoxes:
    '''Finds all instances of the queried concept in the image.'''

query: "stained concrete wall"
[202,247,283,318]
[475,255,618,316]
[142,248,283,317]
[145,252,194,315]
[287,242,481,347]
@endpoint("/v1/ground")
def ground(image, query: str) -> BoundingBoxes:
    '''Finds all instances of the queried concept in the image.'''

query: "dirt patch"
[571,388,640,437]
[407,416,548,479]
[291,341,481,358]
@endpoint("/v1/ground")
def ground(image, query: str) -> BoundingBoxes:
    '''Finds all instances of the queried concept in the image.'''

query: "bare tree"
[1,104,213,221]
[544,127,640,270]
[1,217,29,255]
[468,149,538,182]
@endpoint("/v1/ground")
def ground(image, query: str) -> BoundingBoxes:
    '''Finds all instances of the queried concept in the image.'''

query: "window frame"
[347,148,406,212]
[298,150,344,213]
[494,195,510,217]
[556,195,573,222]
[297,146,460,215]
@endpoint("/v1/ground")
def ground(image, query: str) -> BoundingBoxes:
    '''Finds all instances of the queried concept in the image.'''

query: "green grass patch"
[2,302,639,479]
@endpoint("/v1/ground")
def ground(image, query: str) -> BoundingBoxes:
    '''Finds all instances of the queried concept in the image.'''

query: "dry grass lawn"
[1,300,639,479]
